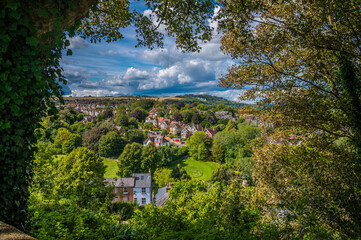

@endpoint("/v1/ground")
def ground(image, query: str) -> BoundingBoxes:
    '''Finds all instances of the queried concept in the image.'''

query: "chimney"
[132,173,135,178]
[148,168,151,176]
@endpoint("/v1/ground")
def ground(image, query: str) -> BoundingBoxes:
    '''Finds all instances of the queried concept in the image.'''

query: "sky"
[60,3,244,102]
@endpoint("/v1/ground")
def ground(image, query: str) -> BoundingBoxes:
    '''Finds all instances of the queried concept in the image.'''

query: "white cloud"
[124,67,149,80]
[67,36,89,49]
[67,89,120,97]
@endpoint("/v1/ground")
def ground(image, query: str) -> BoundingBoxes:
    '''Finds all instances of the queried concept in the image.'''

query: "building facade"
[105,171,152,205]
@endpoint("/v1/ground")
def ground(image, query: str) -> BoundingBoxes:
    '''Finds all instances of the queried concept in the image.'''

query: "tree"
[98,131,124,158]
[117,143,143,177]
[141,143,160,174]
[129,108,144,122]
[1,0,216,229]
[61,133,82,154]
[56,147,108,205]
[97,109,113,121]
[181,110,193,124]
[82,126,110,153]
[114,110,129,127]
[171,164,190,180]
[187,131,212,160]
[191,113,202,124]
[125,129,144,144]
[217,0,361,237]
[210,164,232,186]
[212,144,225,163]
[173,112,183,122]
[54,128,72,149]
[197,142,209,161]
[153,168,173,190]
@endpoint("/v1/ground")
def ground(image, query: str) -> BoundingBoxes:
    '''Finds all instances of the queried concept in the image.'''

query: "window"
[142,188,146,194]
[142,198,146,204]
[123,196,128,203]
[114,197,118,202]
[123,187,128,194]
[114,188,118,194]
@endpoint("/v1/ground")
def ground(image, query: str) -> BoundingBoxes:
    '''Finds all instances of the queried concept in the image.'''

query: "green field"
[104,158,118,178]
[169,158,218,181]
[104,157,218,180]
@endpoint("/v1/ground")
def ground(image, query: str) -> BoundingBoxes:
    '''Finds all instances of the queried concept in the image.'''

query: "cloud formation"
[67,36,89,49]
[61,14,245,101]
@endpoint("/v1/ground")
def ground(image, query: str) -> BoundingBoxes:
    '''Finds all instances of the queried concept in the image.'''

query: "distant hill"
[163,94,246,108]
[61,94,247,108]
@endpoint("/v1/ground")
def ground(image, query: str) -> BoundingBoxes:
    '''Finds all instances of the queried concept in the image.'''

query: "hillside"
[163,94,246,108]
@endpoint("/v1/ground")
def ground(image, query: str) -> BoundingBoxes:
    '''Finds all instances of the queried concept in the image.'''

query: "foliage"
[97,109,113,121]
[187,131,212,161]
[69,121,94,135]
[131,181,278,239]
[165,94,246,108]
[125,129,144,144]
[254,135,361,238]
[153,168,173,190]
[172,112,183,122]
[191,113,202,124]
[129,108,144,122]
[141,143,160,174]
[55,147,108,205]
[157,145,183,166]
[117,142,143,177]
[171,164,191,181]
[54,128,72,148]
[216,1,361,237]
[197,142,209,161]
[98,131,125,158]
[212,144,225,163]
[82,126,110,154]
[114,109,129,127]
[29,144,128,239]
[61,133,82,154]
[130,99,154,112]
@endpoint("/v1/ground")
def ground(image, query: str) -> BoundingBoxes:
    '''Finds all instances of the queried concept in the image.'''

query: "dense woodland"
[30,100,262,239]
[1,0,361,239]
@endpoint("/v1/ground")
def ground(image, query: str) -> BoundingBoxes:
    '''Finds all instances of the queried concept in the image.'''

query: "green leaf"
[37,8,49,18]
[66,49,73,56]
[26,36,38,47]
[6,2,18,11]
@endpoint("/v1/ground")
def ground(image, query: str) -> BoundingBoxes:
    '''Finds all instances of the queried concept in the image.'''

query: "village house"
[215,111,237,121]
[158,118,171,130]
[145,116,158,127]
[204,128,218,138]
[105,171,152,205]
[169,121,183,135]
[143,135,170,147]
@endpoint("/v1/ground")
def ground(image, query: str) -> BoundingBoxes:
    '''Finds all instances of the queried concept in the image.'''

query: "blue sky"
[60,4,245,101]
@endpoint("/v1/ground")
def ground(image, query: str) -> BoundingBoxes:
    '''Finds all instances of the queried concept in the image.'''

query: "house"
[145,116,158,127]
[159,118,171,130]
[143,135,170,147]
[181,127,192,139]
[148,108,159,117]
[105,171,152,205]
[169,121,182,135]
[215,111,236,121]
[204,128,218,138]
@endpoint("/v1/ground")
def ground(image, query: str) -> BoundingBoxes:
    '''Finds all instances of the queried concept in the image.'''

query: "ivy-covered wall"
[0,1,73,230]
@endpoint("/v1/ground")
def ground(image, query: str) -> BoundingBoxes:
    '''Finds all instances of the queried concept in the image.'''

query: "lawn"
[104,158,118,178]
[169,158,218,181]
